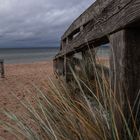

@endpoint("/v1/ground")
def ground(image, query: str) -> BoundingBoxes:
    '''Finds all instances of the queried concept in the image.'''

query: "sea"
[0,47,59,64]
[0,45,110,64]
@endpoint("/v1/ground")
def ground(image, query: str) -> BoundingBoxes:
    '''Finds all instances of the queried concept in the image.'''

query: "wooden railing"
[54,0,140,136]
[54,0,140,58]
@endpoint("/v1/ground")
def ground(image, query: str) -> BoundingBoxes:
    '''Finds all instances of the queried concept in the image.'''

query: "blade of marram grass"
[2,111,40,140]
[10,92,58,140]
[69,67,109,140]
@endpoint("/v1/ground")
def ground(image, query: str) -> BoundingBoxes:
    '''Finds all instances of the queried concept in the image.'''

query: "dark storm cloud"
[0,0,95,48]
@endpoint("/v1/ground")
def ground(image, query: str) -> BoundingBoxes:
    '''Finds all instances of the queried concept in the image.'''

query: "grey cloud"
[0,0,94,48]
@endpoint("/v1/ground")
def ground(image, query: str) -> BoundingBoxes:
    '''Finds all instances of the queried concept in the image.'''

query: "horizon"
[0,46,59,49]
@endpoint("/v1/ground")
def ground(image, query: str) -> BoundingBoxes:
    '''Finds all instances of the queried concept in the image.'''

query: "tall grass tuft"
[0,48,140,140]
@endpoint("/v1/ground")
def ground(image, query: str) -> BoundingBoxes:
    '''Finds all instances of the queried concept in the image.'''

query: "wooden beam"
[59,0,140,56]
[109,29,140,134]
[62,0,133,39]
[54,58,65,76]
[55,36,109,59]
[64,55,67,81]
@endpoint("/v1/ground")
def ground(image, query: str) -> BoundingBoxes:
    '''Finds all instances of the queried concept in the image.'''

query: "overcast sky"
[0,0,94,48]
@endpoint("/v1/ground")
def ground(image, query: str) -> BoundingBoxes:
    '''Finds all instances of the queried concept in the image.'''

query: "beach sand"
[0,58,109,140]
[0,61,53,140]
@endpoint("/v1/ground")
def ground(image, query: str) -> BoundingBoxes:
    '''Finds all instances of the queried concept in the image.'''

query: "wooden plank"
[54,58,64,76]
[55,36,108,58]
[59,0,140,57]
[109,29,140,134]
[64,55,67,81]
[62,0,132,39]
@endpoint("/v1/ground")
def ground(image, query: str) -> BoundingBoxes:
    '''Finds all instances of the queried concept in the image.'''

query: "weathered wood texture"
[109,29,140,132]
[55,0,140,58]
[54,0,140,136]
[53,58,64,76]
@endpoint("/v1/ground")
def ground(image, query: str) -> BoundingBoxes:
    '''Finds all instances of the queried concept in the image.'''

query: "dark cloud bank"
[0,0,94,48]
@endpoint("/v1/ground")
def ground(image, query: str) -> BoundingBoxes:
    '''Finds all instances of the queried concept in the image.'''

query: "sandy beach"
[0,58,109,140]
[0,61,53,140]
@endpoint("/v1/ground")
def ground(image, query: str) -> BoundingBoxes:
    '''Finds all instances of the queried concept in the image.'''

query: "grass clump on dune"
[0,51,140,140]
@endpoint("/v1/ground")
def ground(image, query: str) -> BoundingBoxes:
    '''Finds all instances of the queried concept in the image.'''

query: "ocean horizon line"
[0,46,59,49]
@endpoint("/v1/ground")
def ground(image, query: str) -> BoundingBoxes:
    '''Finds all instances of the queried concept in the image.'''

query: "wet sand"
[0,61,53,140]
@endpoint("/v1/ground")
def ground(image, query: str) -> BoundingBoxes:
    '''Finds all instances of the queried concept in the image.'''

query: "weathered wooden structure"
[0,59,5,78]
[54,0,140,135]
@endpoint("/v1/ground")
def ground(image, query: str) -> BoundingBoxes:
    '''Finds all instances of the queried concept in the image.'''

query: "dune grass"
[0,49,140,140]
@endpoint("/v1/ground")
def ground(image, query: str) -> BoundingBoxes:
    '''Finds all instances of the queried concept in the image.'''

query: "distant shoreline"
[4,60,52,66]
[0,47,58,64]
[4,58,53,64]
[0,47,59,49]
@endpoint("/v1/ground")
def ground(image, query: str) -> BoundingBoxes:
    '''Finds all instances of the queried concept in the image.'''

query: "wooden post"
[53,59,58,76]
[58,58,65,76]
[82,48,96,80]
[64,54,74,82]
[109,29,140,135]
[64,55,67,81]
[0,59,5,78]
